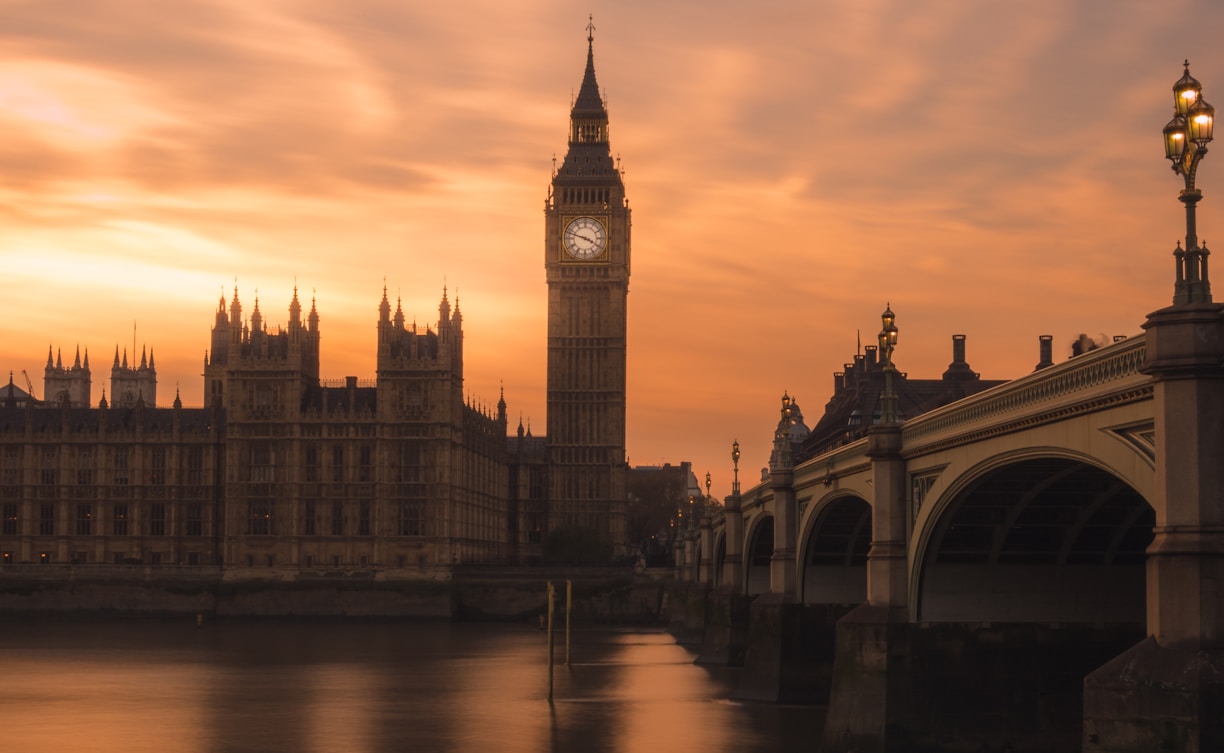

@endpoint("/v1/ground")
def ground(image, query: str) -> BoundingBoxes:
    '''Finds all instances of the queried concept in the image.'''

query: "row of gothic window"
[248,500,423,537]
[0,502,200,537]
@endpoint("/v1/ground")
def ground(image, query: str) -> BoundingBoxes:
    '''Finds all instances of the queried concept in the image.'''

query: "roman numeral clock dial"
[562,216,607,260]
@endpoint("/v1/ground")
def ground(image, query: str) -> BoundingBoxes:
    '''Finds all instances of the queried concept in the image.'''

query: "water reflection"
[0,620,817,753]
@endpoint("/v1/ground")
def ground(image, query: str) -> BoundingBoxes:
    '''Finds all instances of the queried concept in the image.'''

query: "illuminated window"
[2,503,17,536]
[75,504,92,536]
[249,501,271,535]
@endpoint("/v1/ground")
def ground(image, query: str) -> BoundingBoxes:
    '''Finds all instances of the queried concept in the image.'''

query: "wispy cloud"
[1,0,1222,487]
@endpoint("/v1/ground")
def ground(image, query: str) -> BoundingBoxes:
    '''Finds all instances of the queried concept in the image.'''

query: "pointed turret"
[139,345,147,370]
[83,348,90,370]
[379,284,391,323]
[55,348,63,369]
[113,346,120,369]
[251,293,263,334]
[308,293,319,332]
[393,295,405,329]
[289,285,302,326]
[46,345,53,369]
[230,286,242,327]
[73,345,81,369]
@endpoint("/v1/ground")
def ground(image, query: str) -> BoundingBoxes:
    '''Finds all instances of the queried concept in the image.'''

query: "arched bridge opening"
[802,495,869,605]
[911,456,1153,752]
[920,457,1152,624]
[745,516,773,596]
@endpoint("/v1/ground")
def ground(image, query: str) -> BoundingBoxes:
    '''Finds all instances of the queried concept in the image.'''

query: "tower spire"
[572,17,606,121]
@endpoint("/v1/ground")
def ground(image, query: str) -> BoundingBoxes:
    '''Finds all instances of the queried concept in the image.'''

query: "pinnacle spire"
[573,16,606,117]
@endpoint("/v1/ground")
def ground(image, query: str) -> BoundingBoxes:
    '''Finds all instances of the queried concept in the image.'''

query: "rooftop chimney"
[942,334,975,380]
[1035,335,1054,370]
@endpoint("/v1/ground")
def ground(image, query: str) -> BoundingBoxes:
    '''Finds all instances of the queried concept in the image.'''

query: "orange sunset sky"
[2,1,1222,495]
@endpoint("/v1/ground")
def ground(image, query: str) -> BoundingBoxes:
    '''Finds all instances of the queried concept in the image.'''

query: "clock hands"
[566,229,599,245]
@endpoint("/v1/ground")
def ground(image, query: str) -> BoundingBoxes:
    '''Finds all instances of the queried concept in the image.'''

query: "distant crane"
[20,370,35,400]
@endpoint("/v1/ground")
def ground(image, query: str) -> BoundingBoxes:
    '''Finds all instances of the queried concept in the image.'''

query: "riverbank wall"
[0,565,671,622]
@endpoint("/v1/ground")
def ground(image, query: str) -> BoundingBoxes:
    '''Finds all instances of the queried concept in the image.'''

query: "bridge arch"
[712,530,726,588]
[799,493,870,605]
[912,448,1153,624]
[744,514,773,595]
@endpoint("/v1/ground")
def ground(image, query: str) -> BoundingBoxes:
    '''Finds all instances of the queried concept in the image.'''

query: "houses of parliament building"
[0,30,631,578]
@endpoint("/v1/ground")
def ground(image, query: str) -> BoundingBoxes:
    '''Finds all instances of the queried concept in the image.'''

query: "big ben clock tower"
[544,22,629,554]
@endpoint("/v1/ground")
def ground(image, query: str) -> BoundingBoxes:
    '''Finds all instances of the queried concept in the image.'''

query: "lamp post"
[731,439,741,495]
[1163,60,1216,304]
[877,304,900,424]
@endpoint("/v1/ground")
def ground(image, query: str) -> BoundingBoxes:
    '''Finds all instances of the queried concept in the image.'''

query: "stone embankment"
[0,565,672,622]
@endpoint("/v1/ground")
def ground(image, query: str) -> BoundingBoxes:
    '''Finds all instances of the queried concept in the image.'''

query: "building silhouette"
[544,23,631,552]
[0,31,626,575]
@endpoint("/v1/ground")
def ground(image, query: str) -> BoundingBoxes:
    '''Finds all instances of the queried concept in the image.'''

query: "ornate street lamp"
[878,304,900,424]
[704,471,712,505]
[731,439,741,495]
[1163,60,1216,304]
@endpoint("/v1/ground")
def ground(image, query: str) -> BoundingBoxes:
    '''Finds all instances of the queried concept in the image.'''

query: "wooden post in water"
[565,579,572,666]
[547,581,555,701]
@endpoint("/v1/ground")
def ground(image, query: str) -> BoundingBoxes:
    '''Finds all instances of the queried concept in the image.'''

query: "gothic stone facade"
[0,287,547,576]
[0,32,625,575]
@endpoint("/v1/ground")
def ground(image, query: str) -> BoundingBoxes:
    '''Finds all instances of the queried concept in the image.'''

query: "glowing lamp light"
[1165,116,1188,161]
[1174,63,1202,116]
[879,304,898,356]
[1188,97,1215,145]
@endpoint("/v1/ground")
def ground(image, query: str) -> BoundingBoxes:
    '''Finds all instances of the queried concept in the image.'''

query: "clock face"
[563,217,607,260]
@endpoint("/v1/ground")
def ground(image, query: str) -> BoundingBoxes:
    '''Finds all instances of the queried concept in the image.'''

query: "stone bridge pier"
[1083,302,1224,753]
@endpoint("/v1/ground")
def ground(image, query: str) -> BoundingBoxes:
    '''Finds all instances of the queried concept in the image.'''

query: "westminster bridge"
[671,301,1224,753]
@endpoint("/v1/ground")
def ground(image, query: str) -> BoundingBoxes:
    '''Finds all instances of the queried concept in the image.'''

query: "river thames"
[0,619,818,752]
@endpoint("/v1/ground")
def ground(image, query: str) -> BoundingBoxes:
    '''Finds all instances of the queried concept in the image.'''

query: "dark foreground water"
[0,619,819,753]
